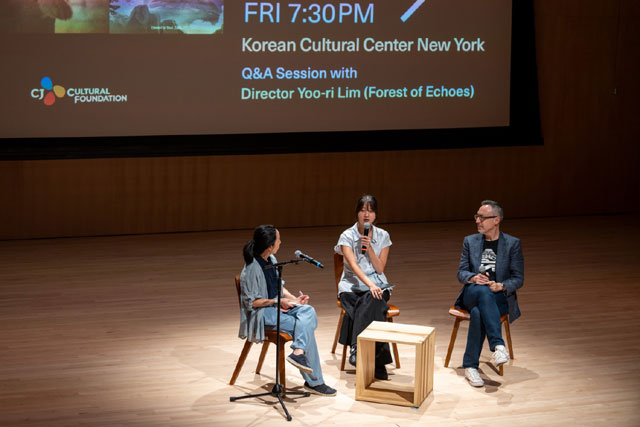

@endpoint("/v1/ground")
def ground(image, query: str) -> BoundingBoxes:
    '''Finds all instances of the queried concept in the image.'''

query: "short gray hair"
[481,200,504,221]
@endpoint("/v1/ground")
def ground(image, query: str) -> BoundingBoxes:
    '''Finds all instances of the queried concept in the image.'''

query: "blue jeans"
[462,284,509,369]
[263,304,324,386]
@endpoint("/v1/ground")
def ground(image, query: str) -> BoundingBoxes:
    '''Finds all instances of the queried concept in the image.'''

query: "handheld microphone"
[361,222,370,254]
[294,250,325,269]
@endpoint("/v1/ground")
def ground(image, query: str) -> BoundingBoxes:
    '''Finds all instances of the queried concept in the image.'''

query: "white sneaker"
[493,345,510,367]
[465,368,484,387]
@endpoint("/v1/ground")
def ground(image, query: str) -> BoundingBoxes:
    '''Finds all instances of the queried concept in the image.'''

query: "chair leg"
[278,341,287,392]
[255,341,270,374]
[387,317,401,368]
[229,340,253,385]
[499,318,513,376]
[391,342,401,369]
[340,344,347,371]
[503,320,515,359]
[331,310,345,354]
[445,318,462,368]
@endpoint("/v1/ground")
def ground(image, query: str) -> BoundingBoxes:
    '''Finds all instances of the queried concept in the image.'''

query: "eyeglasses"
[474,214,497,221]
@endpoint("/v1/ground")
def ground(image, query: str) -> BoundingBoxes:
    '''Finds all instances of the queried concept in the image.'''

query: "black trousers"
[339,290,392,368]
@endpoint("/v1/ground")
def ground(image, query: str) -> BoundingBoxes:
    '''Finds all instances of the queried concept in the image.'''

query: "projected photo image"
[0,0,107,33]
[0,0,223,34]
[57,0,109,33]
[109,0,223,34]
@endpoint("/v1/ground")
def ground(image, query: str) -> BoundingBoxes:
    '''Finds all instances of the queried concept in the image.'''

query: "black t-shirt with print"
[481,239,499,282]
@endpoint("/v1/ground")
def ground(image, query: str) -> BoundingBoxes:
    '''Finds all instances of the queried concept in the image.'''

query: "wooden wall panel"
[612,0,640,209]
[0,0,638,240]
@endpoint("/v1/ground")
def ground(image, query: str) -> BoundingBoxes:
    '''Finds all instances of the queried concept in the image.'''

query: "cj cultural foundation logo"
[31,77,66,106]
[30,76,128,107]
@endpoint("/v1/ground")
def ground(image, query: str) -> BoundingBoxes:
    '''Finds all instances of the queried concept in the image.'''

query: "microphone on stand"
[294,250,325,269]
[361,222,371,254]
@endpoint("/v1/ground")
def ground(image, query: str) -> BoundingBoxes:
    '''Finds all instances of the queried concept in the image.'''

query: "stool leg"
[445,318,462,368]
[255,341,270,374]
[331,310,345,354]
[499,364,504,376]
[229,340,253,385]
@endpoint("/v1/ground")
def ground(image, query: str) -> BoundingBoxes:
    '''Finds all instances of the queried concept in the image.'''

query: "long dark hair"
[243,224,277,264]
[355,194,378,221]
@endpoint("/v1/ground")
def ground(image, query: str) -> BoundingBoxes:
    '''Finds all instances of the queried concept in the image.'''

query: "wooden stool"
[356,321,435,408]
[444,307,514,376]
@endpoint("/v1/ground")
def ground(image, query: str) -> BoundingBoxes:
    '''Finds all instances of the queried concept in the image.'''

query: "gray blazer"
[455,231,524,323]
[238,255,279,343]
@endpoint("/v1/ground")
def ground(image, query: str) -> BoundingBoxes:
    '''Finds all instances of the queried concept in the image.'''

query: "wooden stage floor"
[1,215,639,426]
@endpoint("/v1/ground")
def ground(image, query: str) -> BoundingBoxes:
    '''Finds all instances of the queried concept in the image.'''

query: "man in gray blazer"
[454,200,524,387]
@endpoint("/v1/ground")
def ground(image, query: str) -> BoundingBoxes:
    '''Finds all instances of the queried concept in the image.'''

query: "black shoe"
[374,366,388,380]
[349,345,357,367]
[286,352,313,374]
[304,381,337,396]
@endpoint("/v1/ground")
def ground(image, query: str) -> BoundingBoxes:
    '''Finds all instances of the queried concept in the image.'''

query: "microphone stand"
[230,259,310,422]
